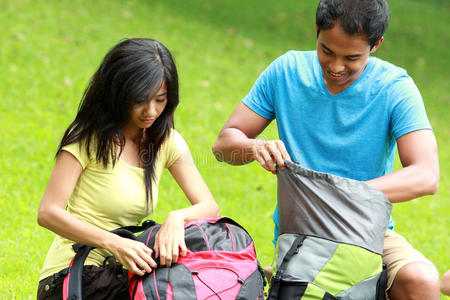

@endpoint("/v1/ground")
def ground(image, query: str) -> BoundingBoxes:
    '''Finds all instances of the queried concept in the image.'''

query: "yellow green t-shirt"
[39,129,188,280]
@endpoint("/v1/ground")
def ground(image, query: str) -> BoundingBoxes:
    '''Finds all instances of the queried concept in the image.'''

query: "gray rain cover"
[277,161,392,255]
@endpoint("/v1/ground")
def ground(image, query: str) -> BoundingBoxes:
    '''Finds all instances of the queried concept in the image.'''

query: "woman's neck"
[123,124,143,145]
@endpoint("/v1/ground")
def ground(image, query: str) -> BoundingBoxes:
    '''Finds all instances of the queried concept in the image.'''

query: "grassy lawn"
[1,0,449,298]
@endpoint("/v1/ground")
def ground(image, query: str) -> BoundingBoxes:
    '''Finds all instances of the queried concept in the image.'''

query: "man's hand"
[253,139,291,174]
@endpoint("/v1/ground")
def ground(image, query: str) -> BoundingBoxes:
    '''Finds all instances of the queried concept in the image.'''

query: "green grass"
[0,0,449,298]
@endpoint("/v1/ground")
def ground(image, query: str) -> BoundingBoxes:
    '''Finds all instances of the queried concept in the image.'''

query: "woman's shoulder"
[61,137,97,169]
[160,128,189,168]
[162,129,188,152]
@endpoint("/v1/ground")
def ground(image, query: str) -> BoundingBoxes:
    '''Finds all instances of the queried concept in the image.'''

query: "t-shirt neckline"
[315,53,374,97]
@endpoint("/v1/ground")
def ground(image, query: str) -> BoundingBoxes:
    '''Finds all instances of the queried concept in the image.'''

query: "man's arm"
[212,103,290,173]
[365,129,439,203]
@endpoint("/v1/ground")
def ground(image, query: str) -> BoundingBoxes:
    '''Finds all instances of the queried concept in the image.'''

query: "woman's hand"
[106,235,157,276]
[153,211,187,267]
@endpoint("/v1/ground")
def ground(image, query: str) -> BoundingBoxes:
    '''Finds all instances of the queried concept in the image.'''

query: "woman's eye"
[134,98,146,104]
[156,98,166,103]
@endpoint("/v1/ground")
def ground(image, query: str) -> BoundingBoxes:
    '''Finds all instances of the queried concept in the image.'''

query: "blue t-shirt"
[242,51,431,245]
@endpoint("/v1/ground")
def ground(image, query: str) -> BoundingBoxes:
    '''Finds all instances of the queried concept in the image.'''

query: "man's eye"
[156,98,166,103]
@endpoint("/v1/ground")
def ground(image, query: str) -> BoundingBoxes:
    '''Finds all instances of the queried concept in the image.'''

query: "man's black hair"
[316,0,390,48]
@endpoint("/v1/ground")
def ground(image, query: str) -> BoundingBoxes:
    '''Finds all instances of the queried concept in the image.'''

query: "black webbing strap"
[119,219,157,234]
[66,220,157,300]
[215,217,250,235]
[267,235,306,300]
[376,264,388,300]
[66,245,94,300]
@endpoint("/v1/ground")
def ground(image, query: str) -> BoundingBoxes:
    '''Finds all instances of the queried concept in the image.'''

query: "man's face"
[316,22,382,94]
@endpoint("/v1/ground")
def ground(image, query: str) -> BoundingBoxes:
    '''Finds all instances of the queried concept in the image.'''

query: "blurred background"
[0,0,449,298]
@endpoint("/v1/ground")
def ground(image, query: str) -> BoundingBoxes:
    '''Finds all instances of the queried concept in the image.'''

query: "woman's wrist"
[99,231,122,251]
[167,210,186,223]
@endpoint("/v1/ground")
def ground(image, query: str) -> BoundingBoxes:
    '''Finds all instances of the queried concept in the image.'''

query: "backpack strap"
[376,263,388,300]
[63,221,157,300]
[168,264,197,299]
[64,245,94,300]
[267,234,306,300]
[215,217,249,235]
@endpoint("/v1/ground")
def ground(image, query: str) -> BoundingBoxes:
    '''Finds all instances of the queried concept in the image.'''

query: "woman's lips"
[141,118,155,124]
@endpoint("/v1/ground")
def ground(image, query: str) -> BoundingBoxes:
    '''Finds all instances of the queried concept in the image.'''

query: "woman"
[37,38,220,299]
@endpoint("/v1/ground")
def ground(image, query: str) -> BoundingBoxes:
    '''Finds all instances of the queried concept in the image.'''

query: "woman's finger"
[158,242,167,266]
[164,241,173,266]
[171,243,179,265]
[179,240,187,257]
[138,245,157,269]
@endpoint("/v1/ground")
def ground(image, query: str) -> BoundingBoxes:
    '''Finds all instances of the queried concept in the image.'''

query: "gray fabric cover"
[277,161,392,255]
[336,272,382,299]
[277,234,338,282]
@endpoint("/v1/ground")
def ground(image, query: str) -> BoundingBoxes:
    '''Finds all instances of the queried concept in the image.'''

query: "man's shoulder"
[369,56,409,83]
[275,50,316,65]
[267,50,316,78]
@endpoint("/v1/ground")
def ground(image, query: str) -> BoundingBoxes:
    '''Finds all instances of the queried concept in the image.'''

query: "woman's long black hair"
[57,38,179,213]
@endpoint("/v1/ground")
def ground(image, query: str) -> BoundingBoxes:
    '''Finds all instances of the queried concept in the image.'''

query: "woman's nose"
[144,102,157,116]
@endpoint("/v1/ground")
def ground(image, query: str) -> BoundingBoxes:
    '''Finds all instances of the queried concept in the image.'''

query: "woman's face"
[126,82,168,133]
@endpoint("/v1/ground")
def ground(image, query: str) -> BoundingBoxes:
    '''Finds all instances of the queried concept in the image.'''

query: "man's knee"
[441,270,450,296]
[389,262,440,300]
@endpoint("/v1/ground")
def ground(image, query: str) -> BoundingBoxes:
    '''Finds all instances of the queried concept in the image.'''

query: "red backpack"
[64,217,266,299]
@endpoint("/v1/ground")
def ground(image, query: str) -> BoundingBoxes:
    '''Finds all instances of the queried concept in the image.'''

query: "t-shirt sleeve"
[389,75,432,139]
[242,57,281,120]
[61,140,91,169]
[163,129,189,168]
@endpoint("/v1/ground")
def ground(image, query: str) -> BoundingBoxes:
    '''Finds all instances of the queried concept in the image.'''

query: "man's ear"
[315,24,319,34]
[370,37,384,53]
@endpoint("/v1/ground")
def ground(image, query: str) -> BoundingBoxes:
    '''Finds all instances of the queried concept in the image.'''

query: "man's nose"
[329,58,345,73]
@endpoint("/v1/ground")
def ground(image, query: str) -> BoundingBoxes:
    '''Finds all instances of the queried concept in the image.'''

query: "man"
[212,0,440,299]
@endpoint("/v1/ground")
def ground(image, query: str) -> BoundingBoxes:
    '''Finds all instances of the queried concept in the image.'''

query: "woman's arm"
[153,149,220,266]
[37,150,156,275]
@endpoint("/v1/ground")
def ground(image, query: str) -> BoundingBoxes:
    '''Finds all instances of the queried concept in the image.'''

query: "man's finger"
[259,148,275,172]
[277,140,291,161]
[266,142,284,170]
